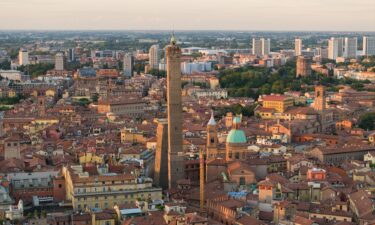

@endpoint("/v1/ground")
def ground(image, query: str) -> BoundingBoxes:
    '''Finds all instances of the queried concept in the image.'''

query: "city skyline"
[0,0,374,31]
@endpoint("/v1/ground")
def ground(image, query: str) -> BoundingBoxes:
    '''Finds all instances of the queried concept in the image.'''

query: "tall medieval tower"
[313,85,326,112]
[153,119,169,190]
[206,111,218,160]
[166,34,185,189]
[38,93,46,117]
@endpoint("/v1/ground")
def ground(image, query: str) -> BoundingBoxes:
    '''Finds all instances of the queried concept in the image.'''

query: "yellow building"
[262,95,294,113]
[28,117,59,132]
[62,165,162,210]
[79,152,104,165]
[45,89,56,97]
[120,128,147,144]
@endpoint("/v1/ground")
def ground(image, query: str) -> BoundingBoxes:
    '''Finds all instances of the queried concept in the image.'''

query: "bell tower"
[206,111,218,160]
[38,92,46,117]
[313,85,326,112]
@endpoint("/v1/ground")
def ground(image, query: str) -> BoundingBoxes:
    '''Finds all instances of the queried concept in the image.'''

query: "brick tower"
[166,34,185,189]
[313,85,326,112]
[153,119,169,190]
[206,110,218,160]
[38,93,46,117]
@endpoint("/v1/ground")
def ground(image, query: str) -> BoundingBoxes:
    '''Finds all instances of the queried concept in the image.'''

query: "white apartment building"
[344,37,357,58]
[55,52,65,71]
[328,37,344,60]
[363,36,375,56]
[181,61,212,74]
[18,49,28,66]
[149,44,160,69]
[295,38,302,56]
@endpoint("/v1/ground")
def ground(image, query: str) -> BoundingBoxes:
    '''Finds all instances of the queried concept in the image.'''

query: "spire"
[207,110,216,126]
[170,32,176,45]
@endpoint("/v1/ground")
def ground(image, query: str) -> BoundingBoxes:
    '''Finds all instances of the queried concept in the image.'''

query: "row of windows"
[6,142,18,147]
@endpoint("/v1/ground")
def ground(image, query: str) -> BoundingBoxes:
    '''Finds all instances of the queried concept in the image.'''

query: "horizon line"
[0,29,375,33]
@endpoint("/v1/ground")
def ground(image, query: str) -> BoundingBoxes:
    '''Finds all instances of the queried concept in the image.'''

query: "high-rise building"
[363,36,375,56]
[149,44,160,69]
[123,53,134,77]
[55,52,65,71]
[295,38,302,56]
[316,47,329,59]
[252,38,262,56]
[166,35,185,189]
[328,37,343,60]
[252,38,270,57]
[261,38,270,56]
[18,49,29,66]
[67,48,75,62]
[296,56,312,77]
[153,119,169,190]
[344,37,357,58]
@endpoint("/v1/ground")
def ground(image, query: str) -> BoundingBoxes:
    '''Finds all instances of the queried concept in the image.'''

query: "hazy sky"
[0,0,374,31]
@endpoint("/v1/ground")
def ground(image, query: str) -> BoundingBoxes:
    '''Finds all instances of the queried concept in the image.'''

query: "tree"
[18,63,54,78]
[75,98,91,107]
[41,210,47,218]
[149,69,166,78]
[92,93,99,103]
[33,209,39,219]
[359,112,375,130]
[0,60,11,70]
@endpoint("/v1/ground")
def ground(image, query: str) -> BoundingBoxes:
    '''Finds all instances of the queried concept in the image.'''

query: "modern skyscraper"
[123,53,134,77]
[18,49,29,66]
[55,52,65,71]
[252,38,262,56]
[67,48,75,62]
[344,37,357,58]
[363,36,375,56]
[328,37,343,60]
[149,44,160,69]
[295,38,302,56]
[166,35,185,189]
[153,119,169,190]
[296,56,312,77]
[252,38,270,57]
[261,38,270,56]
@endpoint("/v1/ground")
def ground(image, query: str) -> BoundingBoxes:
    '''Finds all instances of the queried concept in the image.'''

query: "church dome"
[226,129,247,144]
[226,116,246,144]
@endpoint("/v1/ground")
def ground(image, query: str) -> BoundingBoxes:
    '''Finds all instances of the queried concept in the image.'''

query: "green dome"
[226,129,247,144]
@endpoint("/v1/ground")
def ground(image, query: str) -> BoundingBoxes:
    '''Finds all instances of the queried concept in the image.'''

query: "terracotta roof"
[236,215,266,225]
[262,95,292,101]
[294,215,314,225]
[349,190,374,218]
